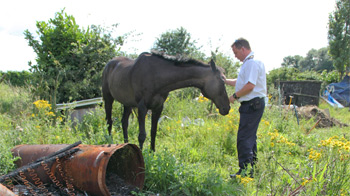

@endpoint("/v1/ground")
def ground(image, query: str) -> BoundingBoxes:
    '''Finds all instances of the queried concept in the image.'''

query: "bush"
[0,71,33,87]
[24,10,126,104]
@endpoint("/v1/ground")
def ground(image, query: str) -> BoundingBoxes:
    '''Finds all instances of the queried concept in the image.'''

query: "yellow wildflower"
[301,178,310,186]
[45,111,55,117]
[33,100,52,110]
[320,136,350,154]
[308,148,322,161]
[197,95,209,103]
[240,176,254,186]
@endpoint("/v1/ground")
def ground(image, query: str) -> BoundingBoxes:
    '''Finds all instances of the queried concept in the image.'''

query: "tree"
[152,27,205,98]
[328,0,350,78]
[24,9,125,105]
[267,67,300,86]
[300,48,333,72]
[299,49,319,71]
[282,48,334,72]
[152,27,201,57]
[281,55,303,69]
[315,47,333,71]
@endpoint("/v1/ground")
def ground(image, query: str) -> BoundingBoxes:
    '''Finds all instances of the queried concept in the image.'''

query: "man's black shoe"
[249,169,254,178]
[230,169,242,178]
[230,168,254,178]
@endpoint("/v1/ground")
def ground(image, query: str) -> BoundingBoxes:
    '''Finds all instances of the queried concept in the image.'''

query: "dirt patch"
[106,172,139,196]
[9,173,138,196]
[297,106,348,128]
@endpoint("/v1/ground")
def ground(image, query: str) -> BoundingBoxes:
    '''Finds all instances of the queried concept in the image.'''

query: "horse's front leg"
[150,105,163,152]
[137,102,148,150]
[122,106,132,143]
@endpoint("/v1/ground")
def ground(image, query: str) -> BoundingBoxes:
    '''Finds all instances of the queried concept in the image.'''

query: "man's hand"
[229,95,236,104]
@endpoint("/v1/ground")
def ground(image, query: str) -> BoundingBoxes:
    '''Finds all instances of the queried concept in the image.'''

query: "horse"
[102,51,230,151]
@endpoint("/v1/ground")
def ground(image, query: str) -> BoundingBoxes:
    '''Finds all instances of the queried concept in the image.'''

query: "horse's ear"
[210,59,217,72]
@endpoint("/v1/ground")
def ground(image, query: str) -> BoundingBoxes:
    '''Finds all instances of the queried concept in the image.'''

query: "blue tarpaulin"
[326,75,350,107]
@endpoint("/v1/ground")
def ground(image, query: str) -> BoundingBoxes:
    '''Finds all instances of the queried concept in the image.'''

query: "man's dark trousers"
[237,97,265,169]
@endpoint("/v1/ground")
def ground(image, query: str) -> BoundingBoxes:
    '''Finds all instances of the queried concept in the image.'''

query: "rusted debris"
[35,141,82,163]
[297,106,348,128]
[306,119,321,135]
[0,148,80,183]
[0,183,17,196]
[8,143,144,196]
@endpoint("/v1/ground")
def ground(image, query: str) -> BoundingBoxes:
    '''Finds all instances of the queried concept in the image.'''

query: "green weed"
[0,83,349,195]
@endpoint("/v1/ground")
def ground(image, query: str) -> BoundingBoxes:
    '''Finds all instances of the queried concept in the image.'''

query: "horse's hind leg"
[104,94,114,136]
[150,105,164,152]
[122,106,132,143]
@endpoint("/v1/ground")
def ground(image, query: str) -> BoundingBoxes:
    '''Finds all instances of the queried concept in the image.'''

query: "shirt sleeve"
[245,60,259,86]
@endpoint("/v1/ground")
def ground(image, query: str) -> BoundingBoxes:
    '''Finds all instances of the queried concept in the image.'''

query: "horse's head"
[201,60,230,115]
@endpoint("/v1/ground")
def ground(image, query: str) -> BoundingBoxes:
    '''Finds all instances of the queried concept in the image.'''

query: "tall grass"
[0,82,32,115]
[0,83,349,195]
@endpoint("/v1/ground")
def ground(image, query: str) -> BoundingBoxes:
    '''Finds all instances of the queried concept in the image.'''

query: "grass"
[0,83,349,195]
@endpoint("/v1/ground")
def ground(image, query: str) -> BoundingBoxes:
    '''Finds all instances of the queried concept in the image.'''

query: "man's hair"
[231,38,251,50]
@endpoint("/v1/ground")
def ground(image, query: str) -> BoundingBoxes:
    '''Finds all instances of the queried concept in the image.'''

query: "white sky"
[0,0,336,73]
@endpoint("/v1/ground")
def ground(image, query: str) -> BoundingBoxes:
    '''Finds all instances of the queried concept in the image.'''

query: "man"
[224,38,267,178]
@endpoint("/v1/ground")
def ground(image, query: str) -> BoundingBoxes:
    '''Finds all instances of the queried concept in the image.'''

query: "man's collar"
[243,52,254,63]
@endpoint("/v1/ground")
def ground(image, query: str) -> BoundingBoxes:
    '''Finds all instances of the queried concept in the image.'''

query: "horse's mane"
[142,50,208,67]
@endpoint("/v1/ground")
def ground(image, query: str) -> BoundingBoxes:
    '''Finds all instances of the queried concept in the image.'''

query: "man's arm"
[229,82,255,104]
[235,82,255,98]
[225,78,237,87]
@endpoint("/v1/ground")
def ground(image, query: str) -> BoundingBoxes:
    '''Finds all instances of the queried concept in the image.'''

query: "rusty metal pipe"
[0,148,79,183]
[11,143,145,196]
[0,183,17,196]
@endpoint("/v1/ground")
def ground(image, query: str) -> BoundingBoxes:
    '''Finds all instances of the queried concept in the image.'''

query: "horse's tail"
[102,60,117,135]
[102,59,117,97]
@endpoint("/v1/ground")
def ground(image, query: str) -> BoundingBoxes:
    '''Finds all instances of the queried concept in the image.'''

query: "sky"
[0,0,336,73]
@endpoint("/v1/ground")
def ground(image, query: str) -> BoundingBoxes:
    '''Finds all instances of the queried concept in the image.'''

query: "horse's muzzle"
[219,106,230,115]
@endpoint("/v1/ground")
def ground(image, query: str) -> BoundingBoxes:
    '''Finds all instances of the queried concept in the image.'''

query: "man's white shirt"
[235,52,267,102]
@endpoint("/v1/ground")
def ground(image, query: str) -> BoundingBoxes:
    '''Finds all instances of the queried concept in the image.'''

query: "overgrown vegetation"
[281,47,334,72]
[0,71,33,87]
[0,82,349,195]
[1,5,349,194]
[328,0,350,78]
[24,9,126,104]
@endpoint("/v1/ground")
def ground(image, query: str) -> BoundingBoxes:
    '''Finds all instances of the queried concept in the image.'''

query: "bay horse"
[102,51,230,151]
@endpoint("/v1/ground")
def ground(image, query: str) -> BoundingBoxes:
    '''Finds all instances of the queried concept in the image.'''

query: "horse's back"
[103,57,131,89]
[102,57,137,106]
[103,56,134,74]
